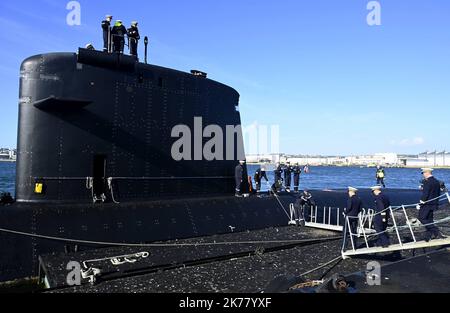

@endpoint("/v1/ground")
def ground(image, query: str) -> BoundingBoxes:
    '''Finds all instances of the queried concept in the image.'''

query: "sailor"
[299,190,314,222]
[343,187,363,248]
[376,166,386,188]
[292,163,302,192]
[111,20,128,53]
[234,160,245,197]
[127,21,140,57]
[272,163,283,193]
[371,185,391,248]
[85,43,95,50]
[418,168,446,241]
[254,166,269,195]
[101,15,113,52]
[283,162,293,192]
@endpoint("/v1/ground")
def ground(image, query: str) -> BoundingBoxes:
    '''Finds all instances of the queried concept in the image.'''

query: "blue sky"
[0,0,449,155]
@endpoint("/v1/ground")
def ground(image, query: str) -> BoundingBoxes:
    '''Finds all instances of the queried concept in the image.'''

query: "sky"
[0,0,449,155]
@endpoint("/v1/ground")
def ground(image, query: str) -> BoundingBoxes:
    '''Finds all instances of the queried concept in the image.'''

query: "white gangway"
[288,203,376,234]
[341,192,450,259]
[287,193,450,259]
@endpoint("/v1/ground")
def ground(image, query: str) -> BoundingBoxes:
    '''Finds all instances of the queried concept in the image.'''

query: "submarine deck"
[39,224,450,293]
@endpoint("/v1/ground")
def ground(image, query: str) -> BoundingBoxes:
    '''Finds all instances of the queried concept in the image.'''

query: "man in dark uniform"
[254,166,268,196]
[299,190,314,222]
[127,21,140,57]
[343,187,363,249]
[272,163,283,193]
[234,160,245,197]
[376,166,386,188]
[292,163,302,192]
[111,20,127,53]
[371,185,390,247]
[283,162,293,192]
[418,168,446,241]
[101,15,113,52]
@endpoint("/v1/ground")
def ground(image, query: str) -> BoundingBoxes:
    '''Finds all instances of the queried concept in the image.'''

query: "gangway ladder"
[303,205,344,232]
[342,192,450,259]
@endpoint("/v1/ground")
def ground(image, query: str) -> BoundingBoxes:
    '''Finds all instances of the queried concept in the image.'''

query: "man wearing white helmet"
[371,185,390,248]
[101,15,113,52]
[127,21,141,57]
[343,187,363,248]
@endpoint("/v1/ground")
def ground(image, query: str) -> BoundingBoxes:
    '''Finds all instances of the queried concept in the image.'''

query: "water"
[247,164,450,191]
[0,162,15,196]
[1,163,450,197]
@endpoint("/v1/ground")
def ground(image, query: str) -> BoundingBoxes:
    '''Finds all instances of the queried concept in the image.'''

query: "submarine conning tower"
[16,49,244,204]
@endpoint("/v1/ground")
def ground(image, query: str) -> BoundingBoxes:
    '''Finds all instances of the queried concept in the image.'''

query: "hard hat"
[106,15,113,19]
[348,186,358,192]
[131,21,138,26]
[421,168,434,174]
[85,43,94,50]
[239,160,245,164]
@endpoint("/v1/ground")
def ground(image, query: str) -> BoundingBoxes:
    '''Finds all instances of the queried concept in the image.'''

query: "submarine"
[0,47,421,283]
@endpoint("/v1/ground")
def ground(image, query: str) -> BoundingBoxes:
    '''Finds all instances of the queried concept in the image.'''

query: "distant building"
[245,154,280,164]
[400,151,450,167]
[0,148,16,161]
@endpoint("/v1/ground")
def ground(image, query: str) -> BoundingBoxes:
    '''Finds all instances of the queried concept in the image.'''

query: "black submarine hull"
[0,189,421,282]
[0,49,422,282]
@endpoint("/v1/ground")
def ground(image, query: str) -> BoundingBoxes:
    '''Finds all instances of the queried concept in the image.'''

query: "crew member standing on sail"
[419,168,446,241]
[371,185,390,247]
[376,166,386,188]
[111,20,127,53]
[127,21,140,57]
[292,163,302,192]
[235,160,245,197]
[254,166,268,195]
[343,187,363,248]
[101,15,113,52]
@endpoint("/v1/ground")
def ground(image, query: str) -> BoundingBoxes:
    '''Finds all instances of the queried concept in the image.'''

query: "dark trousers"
[343,218,358,249]
[293,174,300,192]
[373,215,390,246]
[284,174,291,189]
[418,205,440,238]
[302,204,311,222]
[130,40,138,57]
[235,178,242,194]
[113,39,125,53]
[103,31,110,51]
[377,178,385,188]
[255,179,261,192]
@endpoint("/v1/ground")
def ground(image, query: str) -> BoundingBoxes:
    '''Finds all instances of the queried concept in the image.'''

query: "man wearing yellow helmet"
[111,20,127,53]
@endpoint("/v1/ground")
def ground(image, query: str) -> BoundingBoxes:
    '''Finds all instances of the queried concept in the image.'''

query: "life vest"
[377,170,385,178]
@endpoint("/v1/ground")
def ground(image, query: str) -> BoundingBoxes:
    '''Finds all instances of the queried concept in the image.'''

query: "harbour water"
[1,162,450,197]
[246,164,450,192]
[0,162,15,196]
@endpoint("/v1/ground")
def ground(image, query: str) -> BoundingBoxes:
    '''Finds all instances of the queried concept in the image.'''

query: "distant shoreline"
[246,162,450,169]
[0,160,16,163]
